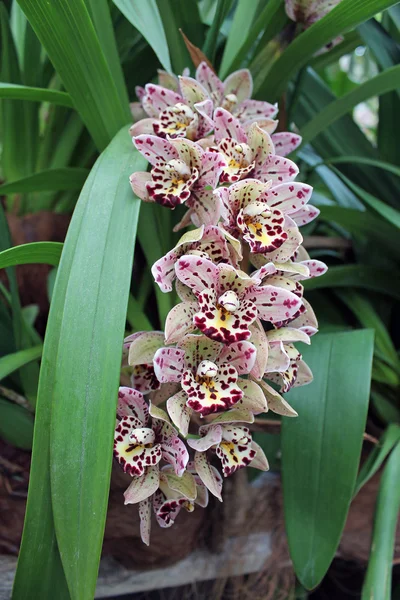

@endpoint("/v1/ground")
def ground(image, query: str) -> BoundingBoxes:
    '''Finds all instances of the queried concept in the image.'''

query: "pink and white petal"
[250,118,278,134]
[175,255,219,294]
[190,189,221,228]
[238,204,288,254]
[130,101,147,122]
[275,260,309,279]
[198,225,234,264]
[129,172,152,201]
[176,279,197,302]
[161,468,197,501]
[173,207,195,232]
[246,122,275,167]
[128,331,165,366]
[178,333,221,370]
[194,451,223,501]
[114,418,162,476]
[245,285,302,323]
[213,107,247,143]
[237,379,268,414]
[131,364,161,394]
[249,321,269,380]
[249,440,270,471]
[167,389,193,436]
[153,347,186,383]
[258,379,298,417]
[194,290,257,344]
[271,132,302,157]
[265,341,290,373]
[210,407,254,424]
[290,204,320,226]
[147,161,198,208]
[179,76,209,106]
[130,427,156,446]
[183,363,243,416]
[234,99,278,123]
[129,118,156,137]
[194,481,209,507]
[187,424,223,451]
[142,84,183,116]
[153,490,186,528]
[293,359,313,387]
[290,298,319,336]
[216,438,256,476]
[152,249,180,292]
[150,381,180,406]
[218,340,257,375]
[196,61,224,103]
[265,216,303,262]
[153,103,195,138]
[124,466,160,505]
[117,387,149,424]
[161,435,189,477]
[197,151,227,189]
[165,301,198,345]
[263,182,313,215]
[217,262,255,293]
[138,498,151,546]
[168,137,203,171]
[267,326,310,345]
[251,261,277,281]
[223,69,253,103]
[297,259,327,279]
[254,154,299,184]
[157,69,180,91]
[148,404,171,425]
[133,134,177,166]
[194,99,215,137]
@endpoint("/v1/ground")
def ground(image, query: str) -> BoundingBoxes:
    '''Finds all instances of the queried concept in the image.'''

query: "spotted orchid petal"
[138,498,151,545]
[133,134,178,166]
[129,171,152,201]
[290,298,319,336]
[165,302,197,344]
[197,151,227,189]
[153,347,185,383]
[237,202,288,254]
[117,387,149,425]
[265,341,291,373]
[258,379,298,417]
[127,331,165,366]
[194,450,223,501]
[251,118,279,134]
[130,101,147,122]
[162,467,198,501]
[266,216,303,262]
[196,62,224,104]
[114,417,162,476]
[147,160,199,208]
[131,364,161,394]
[271,132,302,157]
[297,258,328,279]
[223,69,253,103]
[124,465,160,505]
[178,333,221,369]
[294,359,313,387]
[129,118,156,137]
[237,378,268,414]
[189,188,221,227]
[217,179,271,231]
[291,204,320,226]
[157,69,180,91]
[233,99,278,124]
[194,287,257,343]
[254,154,299,184]
[267,342,302,392]
[213,107,247,143]
[175,255,219,295]
[215,138,254,183]
[218,340,257,375]
[153,103,196,138]
[159,430,189,477]
[262,182,313,215]
[153,489,188,528]
[267,326,311,345]
[244,284,302,323]
[167,390,193,436]
[247,122,275,167]
[141,83,183,118]
[249,321,269,379]
[216,425,256,477]
[182,360,243,415]
[179,76,209,107]
[250,440,270,471]
[187,424,223,451]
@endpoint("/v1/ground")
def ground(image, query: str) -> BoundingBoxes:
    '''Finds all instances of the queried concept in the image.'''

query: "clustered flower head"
[115,63,327,545]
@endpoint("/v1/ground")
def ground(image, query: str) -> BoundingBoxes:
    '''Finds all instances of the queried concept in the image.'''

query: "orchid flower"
[130,136,225,226]
[264,327,313,392]
[124,331,165,394]
[285,0,343,50]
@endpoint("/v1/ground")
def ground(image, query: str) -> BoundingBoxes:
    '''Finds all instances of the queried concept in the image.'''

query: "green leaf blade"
[0,242,63,269]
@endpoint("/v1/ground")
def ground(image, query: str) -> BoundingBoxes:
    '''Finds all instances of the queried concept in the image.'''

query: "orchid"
[118,56,326,544]
[285,0,343,51]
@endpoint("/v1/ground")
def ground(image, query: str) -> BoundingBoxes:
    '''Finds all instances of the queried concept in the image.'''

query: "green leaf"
[304,266,400,301]
[112,0,172,72]
[0,345,42,381]
[127,294,153,332]
[0,82,73,106]
[362,441,400,600]
[257,0,400,102]
[13,127,147,600]
[0,242,63,269]
[17,0,131,151]
[219,0,260,77]
[0,397,34,450]
[0,168,88,195]
[202,0,232,64]
[354,424,400,498]
[282,330,374,589]
[322,156,400,178]
[301,65,400,145]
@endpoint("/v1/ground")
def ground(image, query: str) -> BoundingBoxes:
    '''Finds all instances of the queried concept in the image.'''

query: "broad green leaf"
[0,345,42,381]
[362,441,400,600]
[17,0,130,151]
[257,0,400,102]
[0,242,63,269]
[113,0,172,72]
[0,397,34,450]
[127,294,153,332]
[0,82,73,106]
[371,390,400,425]
[49,129,147,599]
[13,127,146,600]
[354,424,400,497]
[304,266,400,301]
[219,0,260,77]
[202,0,232,64]
[322,156,400,178]
[301,65,400,145]
[282,330,374,589]
[0,168,88,195]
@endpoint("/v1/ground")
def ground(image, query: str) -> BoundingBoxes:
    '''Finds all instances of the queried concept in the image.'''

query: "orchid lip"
[196,360,219,379]
[218,290,240,312]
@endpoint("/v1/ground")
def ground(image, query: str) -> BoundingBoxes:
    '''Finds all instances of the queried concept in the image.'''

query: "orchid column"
[114,63,327,545]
